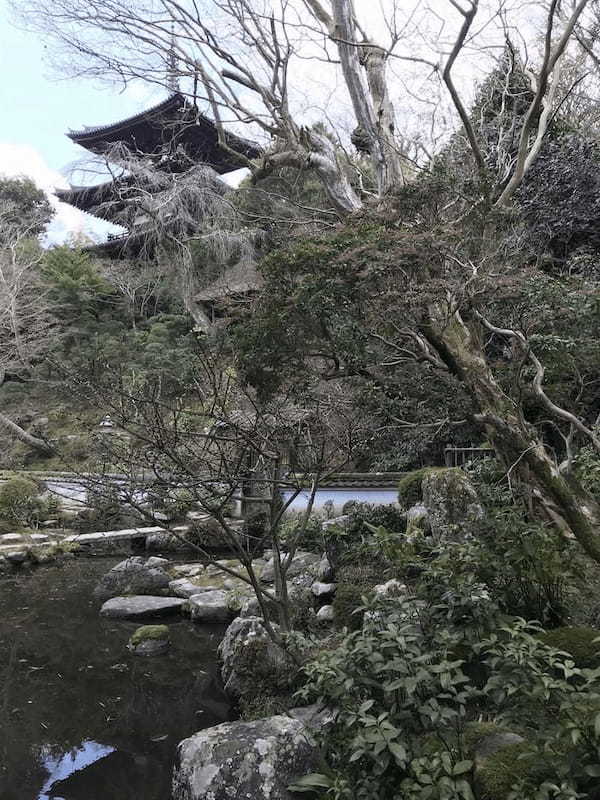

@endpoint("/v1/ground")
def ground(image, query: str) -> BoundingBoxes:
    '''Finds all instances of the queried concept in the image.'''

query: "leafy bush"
[0,476,42,526]
[74,489,126,533]
[294,601,600,800]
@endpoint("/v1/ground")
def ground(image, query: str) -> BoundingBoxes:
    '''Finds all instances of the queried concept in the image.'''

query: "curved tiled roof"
[68,94,186,140]
[66,92,263,174]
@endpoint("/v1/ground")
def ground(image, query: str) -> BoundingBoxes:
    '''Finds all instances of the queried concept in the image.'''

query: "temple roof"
[55,179,132,221]
[67,93,263,174]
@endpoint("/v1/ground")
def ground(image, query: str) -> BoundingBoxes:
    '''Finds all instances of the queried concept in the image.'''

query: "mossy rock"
[463,721,510,755]
[539,626,600,668]
[397,467,448,508]
[476,741,555,800]
[130,625,170,646]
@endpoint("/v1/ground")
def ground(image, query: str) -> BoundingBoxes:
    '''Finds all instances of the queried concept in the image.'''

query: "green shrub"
[0,476,41,525]
[346,503,406,536]
[538,626,600,668]
[397,468,430,507]
[333,583,367,631]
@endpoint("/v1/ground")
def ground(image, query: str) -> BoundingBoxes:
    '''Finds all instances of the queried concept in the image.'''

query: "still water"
[0,557,233,800]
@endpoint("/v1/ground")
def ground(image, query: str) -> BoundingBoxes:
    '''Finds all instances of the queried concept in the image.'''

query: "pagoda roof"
[55,179,133,221]
[67,93,263,174]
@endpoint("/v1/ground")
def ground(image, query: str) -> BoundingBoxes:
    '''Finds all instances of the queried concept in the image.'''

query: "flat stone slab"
[66,526,166,545]
[100,595,186,619]
[0,533,24,543]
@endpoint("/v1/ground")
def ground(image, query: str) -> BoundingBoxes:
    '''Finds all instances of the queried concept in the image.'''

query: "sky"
[0,0,162,244]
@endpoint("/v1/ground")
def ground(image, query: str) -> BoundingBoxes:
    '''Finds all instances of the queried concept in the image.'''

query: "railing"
[443,446,494,468]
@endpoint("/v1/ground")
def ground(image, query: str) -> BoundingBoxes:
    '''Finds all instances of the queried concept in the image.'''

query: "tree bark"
[424,304,600,564]
[0,410,53,455]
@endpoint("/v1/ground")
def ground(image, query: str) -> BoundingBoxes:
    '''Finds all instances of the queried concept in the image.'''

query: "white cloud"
[0,142,119,246]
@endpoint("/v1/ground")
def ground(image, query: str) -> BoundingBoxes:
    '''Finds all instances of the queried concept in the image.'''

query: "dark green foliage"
[0,176,53,237]
[344,503,405,540]
[518,134,600,265]
[74,489,126,534]
[538,627,600,669]
[332,584,367,631]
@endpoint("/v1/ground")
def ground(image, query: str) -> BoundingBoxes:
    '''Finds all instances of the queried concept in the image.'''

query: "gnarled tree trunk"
[424,305,600,564]
[0,410,53,456]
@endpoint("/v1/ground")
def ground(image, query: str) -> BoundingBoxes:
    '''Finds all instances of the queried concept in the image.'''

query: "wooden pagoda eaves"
[66,92,263,174]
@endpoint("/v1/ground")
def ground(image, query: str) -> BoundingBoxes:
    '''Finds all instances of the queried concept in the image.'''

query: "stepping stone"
[100,595,186,619]
[187,590,233,623]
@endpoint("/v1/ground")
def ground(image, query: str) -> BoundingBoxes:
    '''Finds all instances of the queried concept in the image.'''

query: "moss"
[477,742,555,800]
[538,626,600,668]
[333,582,368,631]
[130,625,170,646]
[463,722,508,754]
[397,467,450,508]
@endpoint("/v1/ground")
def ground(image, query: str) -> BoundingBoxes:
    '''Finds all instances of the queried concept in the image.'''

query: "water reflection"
[38,741,115,799]
[0,557,233,800]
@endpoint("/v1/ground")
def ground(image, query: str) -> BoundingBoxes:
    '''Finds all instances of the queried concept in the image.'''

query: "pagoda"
[56,91,263,258]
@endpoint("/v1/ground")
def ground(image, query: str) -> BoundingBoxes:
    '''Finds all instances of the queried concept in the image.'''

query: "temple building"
[56,92,264,316]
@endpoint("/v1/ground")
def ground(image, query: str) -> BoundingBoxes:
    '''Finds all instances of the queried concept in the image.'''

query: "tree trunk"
[0,410,53,455]
[424,305,600,564]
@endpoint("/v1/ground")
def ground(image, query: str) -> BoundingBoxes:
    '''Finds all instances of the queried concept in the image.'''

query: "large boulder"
[100,595,186,619]
[94,556,171,601]
[260,551,320,583]
[186,590,234,624]
[172,715,318,800]
[421,468,483,541]
[218,616,292,698]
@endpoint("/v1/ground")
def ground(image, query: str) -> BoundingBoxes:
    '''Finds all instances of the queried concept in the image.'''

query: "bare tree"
[0,204,55,455]
[69,345,364,644]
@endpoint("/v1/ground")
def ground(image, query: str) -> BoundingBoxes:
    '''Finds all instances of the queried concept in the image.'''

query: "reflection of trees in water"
[0,559,231,799]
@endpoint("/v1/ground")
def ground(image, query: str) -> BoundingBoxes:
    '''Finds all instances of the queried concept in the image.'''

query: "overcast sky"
[0,0,163,243]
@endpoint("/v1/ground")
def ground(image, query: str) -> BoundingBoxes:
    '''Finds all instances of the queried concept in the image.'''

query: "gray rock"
[1,533,24,543]
[373,579,407,597]
[474,731,525,763]
[472,730,525,796]
[94,556,172,601]
[187,590,233,624]
[405,504,431,536]
[311,581,337,598]
[30,533,50,543]
[316,553,334,582]
[6,550,28,565]
[146,556,170,568]
[218,616,291,698]
[172,714,318,800]
[261,551,320,583]
[288,703,334,732]
[100,595,186,619]
[316,604,335,622]
[421,468,484,541]
[169,578,218,599]
[322,515,349,530]
[171,563,205,578]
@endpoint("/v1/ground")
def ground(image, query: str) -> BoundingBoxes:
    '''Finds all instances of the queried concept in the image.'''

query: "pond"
[0,557,233,800]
